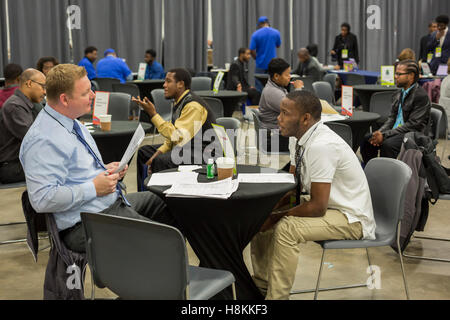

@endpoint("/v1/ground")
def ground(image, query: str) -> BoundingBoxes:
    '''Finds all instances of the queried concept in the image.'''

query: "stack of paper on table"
[164,177,239,199]
[237,173,296,184]
[147,172,199,186]
[321,113,347,122]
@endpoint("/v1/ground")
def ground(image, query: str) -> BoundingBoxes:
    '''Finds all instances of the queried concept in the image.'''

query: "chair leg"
[90,264,96,300]
[314,248,326,300]
[231,282,237,300]
[402,235,450,263]
[397,222,410,300]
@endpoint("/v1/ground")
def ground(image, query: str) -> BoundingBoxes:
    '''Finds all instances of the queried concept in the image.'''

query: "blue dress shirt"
[19,105,117,231]
[96,56,132,83]
[249,27,281,70]
[78,57,97,80]
[145,61,165,80]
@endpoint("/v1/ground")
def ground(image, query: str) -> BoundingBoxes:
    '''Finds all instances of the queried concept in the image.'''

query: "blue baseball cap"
[257,16,269,25]
[104,48,115,57]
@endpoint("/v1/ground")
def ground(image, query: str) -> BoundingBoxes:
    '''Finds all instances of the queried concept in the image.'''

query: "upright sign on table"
[213,72,225,93]
[92,91,110,125]
[137,63,147,81]
[380,66,395,86]
[341,85,353,116]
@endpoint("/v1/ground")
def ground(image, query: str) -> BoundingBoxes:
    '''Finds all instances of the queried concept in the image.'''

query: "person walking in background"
[250,16,281,92]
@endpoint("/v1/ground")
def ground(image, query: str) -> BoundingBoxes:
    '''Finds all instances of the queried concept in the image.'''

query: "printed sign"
[212,123,236,174]
[380,65,395,86]
[341,85,353,116]
[92,91,110,125]
[137,63,147,81]
[213,71,225,93]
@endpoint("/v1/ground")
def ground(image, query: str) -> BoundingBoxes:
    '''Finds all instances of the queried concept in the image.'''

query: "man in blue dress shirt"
[77,46,98,80]
[249,16,281,92]
[19,64,175,253]
[144,49,165,80]
[96,48,133,83]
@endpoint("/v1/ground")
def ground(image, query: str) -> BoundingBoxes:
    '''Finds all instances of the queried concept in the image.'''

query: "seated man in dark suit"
[227,48,261,105]
[360,60,431,165]
[134,68,217,191]
[294,48,323,82]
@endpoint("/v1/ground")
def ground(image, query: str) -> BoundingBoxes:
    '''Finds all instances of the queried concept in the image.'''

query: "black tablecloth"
[194,90,248,117]
[331,111,380,152]
[353,85,399,112]
[88,121,151,164]
[147,165,296,300]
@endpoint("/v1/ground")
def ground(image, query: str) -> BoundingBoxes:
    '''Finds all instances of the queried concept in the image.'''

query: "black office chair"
[108,92,131,121]
[324,122,353,148]
[93,78,120,92]
[81,212,236,300]
[203,97,224,119]
[216,117,241,156]
[112,83,140,119]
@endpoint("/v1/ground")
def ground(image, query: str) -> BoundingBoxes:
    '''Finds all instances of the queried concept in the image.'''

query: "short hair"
[46,64,87,102]
[341,22,351,32]
[3,63,23,80]
[238,47,248,56]
[428,21,437,27]
[146,49,157,58]
[84,46,97,55]
[168,68,192,90]
[19,69,42,86]
[36,56,59,73]
[397,48,416,62]
[436,15,449,25]
[268,58,290,79]
[395,59,420,82]
[306,44,318,57]
[285,90,322,120]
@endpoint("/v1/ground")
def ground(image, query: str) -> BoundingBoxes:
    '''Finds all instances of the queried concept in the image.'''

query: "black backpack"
[402,132,450,203]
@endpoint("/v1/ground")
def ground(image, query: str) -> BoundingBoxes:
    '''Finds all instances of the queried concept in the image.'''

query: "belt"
[59,221,82,238]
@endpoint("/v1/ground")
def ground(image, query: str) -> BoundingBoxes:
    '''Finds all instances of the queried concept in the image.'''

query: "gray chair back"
[151,89,173,122]
[431,103,448,139]
[323,73,337,93]
[112,83,141,117]
[94,78,121,92]
[203,97,224,119]
[365,158,412,243]
[216,117,241,156]
[81,212,188,300]
[91,80,100,91]
[324,122,352,147]
[369,91,394,119]
[312,81,335,105]
[108,92,131,121]
[430,107,442,140]
[191,77,212,91]
[345,73,366,85]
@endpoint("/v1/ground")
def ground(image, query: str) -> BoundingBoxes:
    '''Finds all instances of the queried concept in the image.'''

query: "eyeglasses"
[394,72,411,77]
[30,79,46,90]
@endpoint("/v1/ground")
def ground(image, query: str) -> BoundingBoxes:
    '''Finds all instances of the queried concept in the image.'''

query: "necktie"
[73,121,130,206]
[294,143,303,206]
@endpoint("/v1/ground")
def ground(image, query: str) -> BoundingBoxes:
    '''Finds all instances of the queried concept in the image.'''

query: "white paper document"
[164,177,239,199]
[147,172,199,186]
[237,173,296,184]
[178,165,203,172]
[321,113,347,123]
[114,124,145,173]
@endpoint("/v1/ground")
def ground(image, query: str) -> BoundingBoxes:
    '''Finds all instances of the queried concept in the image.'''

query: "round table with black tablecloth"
[353,84,400,112]
[127,80,165,101]
[147,165,296,300]
[194,90,248,117]
[88,121,151,164]
[330,111,380,152]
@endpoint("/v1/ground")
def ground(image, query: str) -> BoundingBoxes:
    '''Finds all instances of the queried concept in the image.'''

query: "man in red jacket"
[0,63,23,108]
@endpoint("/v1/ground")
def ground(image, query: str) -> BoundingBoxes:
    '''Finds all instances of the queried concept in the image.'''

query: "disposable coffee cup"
[98,114,112,132]
[225,63,231,71]
[216,157,234,180]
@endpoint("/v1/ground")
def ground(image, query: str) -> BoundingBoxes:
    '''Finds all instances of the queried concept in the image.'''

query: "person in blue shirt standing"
[144,49,165,80]
[250,16,281,92]
[96,48,133,83]
[78,46,98,81]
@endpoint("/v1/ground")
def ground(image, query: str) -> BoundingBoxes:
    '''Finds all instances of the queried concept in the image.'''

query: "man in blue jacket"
[144,49,165,80]
[427,14,450,75]
[250,16,281,92]
[96,48,133,83]
[78,46,97,80]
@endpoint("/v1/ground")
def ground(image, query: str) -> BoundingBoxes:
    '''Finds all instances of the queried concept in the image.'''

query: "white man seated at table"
[259,58,303,152]
[251,90,376,300]
[19,64,177,253]
[133,68,217,192]
[360,60,431,166]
